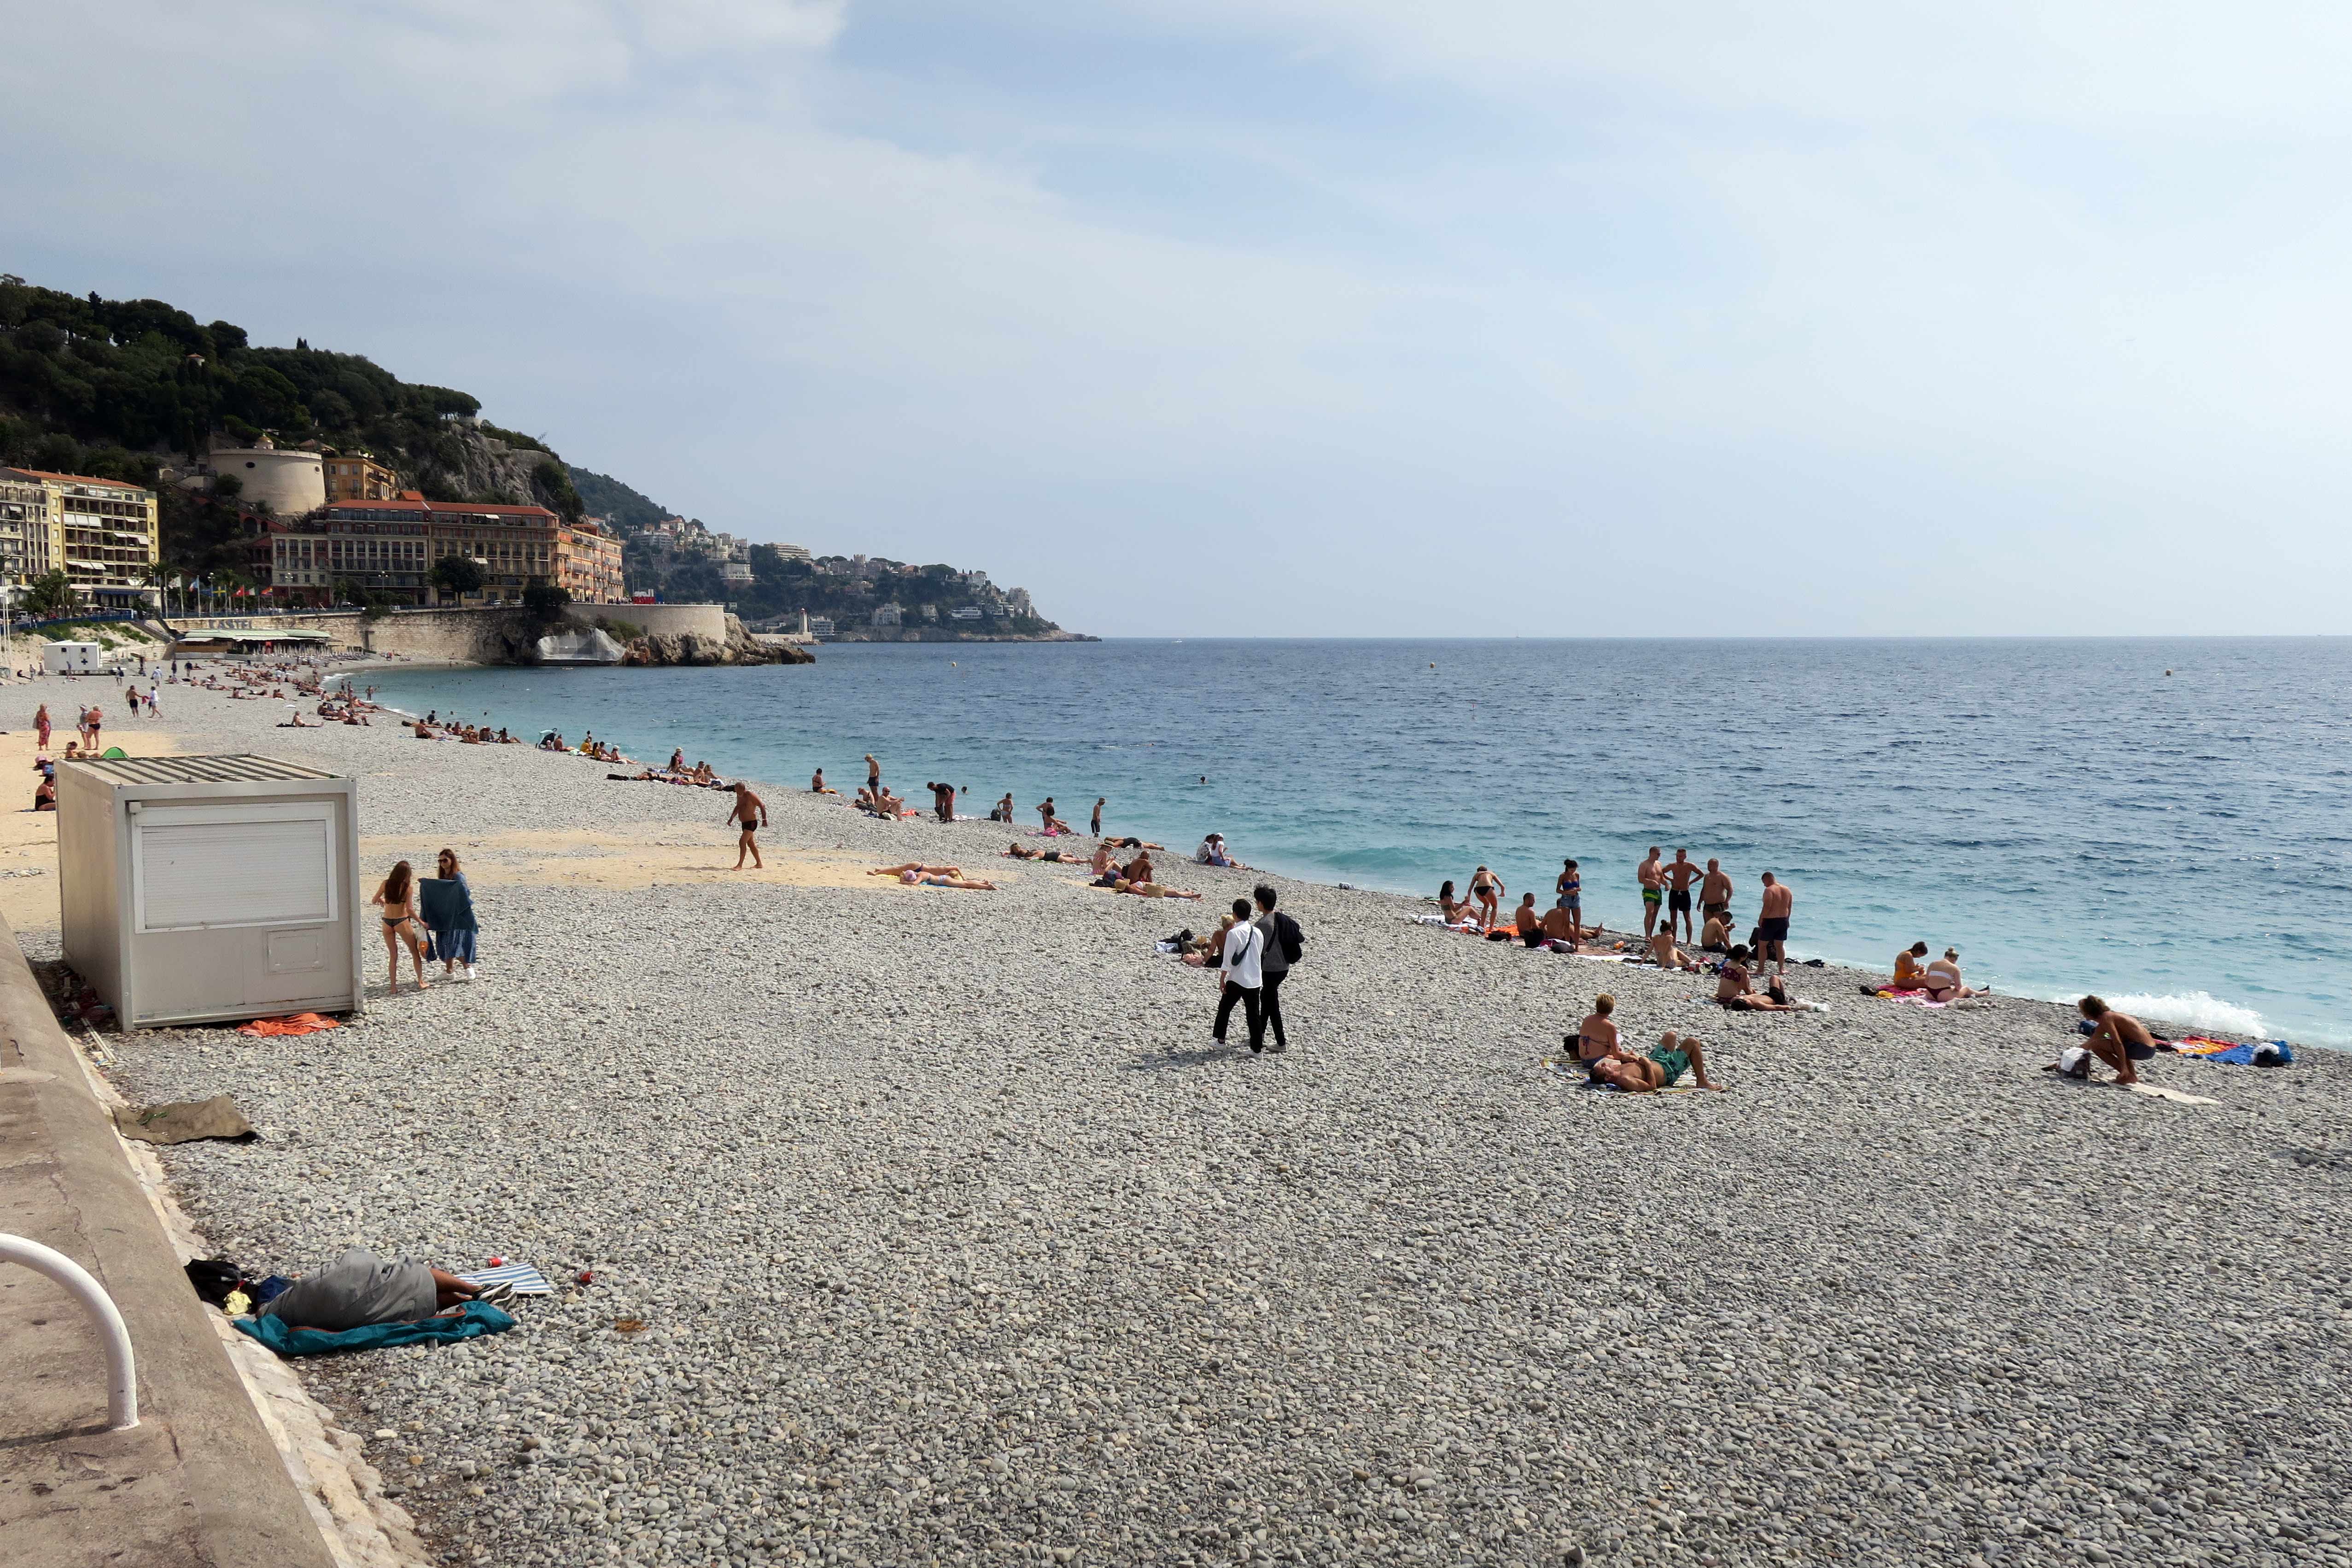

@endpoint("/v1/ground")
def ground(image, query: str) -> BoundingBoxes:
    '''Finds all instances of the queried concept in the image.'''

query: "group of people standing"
[1207,884,1305,1055]
[367,851,481,991]
[1438,847,1798,975]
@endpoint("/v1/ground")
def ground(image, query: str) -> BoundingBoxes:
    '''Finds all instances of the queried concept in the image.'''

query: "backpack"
[1274,912,1305,965]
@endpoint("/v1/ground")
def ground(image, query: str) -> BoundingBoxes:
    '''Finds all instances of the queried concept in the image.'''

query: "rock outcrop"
[619,614,812,666]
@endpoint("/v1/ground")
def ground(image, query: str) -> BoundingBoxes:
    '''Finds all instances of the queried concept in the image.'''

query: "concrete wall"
[572,603,725,640]
[173,602,728,663]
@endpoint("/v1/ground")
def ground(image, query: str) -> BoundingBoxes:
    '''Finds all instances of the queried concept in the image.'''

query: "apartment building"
[0,469,159,608]
[271,493,556,603]
[557,519,625,603]
[324,452,399,502]
[0,471,49,586]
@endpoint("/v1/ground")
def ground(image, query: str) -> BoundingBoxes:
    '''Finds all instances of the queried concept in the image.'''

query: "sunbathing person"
[1005,842,1074,862]
[2077,996,2155,1084]
[872,863,966,878]
[1113,876,1203,900]
[1924,948,1985,1000]
[811,768,837,794]
[1184,912,1243,967]
[899,869,997,890]
[258,1246,512,1331]
[1588,1031,1724,1093]
[1699,911,1731,951]
[1436,879,1475,925]
[1714,946,1802,1010]
[1541,901,1582,944]
[1647,928,1704,972]
[1571,994,1623,1069]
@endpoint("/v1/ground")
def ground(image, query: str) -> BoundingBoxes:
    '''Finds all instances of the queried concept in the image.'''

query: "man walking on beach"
[1252,884,1301,1053]
[1637,848,1665,938]
[1213,897,1268,1053]
[1757,873,1794,975]
[1663,849,1704,944]
[729,781,768,870]
[1091,798,1105,837]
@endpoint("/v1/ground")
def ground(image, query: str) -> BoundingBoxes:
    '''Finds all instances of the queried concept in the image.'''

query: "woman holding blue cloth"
[420,847,480,984]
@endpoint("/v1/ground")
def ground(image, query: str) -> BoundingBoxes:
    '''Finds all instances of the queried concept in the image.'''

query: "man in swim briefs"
[1757,873,1794,976]
[2077,996,2156,1085]
[1637,848,1664,937]
[1700,857,1733,930]
[1513,892,1545,947]
[729,781,767,870]
[1663,849,1704,944]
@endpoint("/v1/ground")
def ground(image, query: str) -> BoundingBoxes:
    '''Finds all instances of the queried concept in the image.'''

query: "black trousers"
[1214,981,1265,1050]
[1259,968,1288,1047]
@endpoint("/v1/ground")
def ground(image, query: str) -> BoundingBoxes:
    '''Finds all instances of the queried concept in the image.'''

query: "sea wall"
[172,604,804,666]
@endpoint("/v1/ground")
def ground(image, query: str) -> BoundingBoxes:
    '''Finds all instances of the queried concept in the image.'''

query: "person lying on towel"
[1587,1031,1725,1093]
[261,1247,511,1330]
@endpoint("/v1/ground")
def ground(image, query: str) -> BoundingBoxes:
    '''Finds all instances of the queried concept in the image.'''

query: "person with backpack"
[1252,883,1303,1053]
[1213,897,1268,1053]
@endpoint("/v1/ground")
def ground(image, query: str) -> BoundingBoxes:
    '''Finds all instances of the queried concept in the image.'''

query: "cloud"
[5,1,2351,634]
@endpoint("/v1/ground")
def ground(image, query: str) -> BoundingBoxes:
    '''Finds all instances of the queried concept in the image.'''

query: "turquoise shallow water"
[366,637,2352,1045]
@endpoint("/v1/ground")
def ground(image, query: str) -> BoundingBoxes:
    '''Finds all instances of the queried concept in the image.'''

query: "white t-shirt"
[1220,921,1264,989]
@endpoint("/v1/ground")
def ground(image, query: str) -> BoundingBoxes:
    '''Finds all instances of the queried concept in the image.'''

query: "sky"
[6,1,2352,637]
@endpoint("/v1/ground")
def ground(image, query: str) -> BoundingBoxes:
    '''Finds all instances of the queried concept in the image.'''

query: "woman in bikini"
[1469,866,1503,930]
[368,860,430,992]
[1572,994,1623,1070]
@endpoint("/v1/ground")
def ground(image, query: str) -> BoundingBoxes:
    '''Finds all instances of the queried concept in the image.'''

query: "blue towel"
[2194,1040,2294,1067]
[234,1300,514,1357]
[418,874,478,933]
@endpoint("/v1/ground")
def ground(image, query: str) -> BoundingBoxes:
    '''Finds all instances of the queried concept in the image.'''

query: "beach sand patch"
[360,827,1019,893]
[0,711,191,932]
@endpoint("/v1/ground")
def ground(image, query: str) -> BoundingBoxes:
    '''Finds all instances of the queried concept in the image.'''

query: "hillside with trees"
[0,275,1073,631]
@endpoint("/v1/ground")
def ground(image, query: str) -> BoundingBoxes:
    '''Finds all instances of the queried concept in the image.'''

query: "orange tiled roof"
[1,469,150,491]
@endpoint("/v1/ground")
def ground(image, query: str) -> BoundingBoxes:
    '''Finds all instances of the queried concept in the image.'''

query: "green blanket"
[234,1300,514,1357]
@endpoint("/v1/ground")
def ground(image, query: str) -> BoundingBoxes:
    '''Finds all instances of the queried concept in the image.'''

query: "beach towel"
[1571,954,1629,963]
[2125,1083,2218,1106]
[236,1012,342,1037]
[1874,989,1947,1008]
[235,1300,515,1358]
[2171,1037,2294,1067]
[458,1261,555,1296]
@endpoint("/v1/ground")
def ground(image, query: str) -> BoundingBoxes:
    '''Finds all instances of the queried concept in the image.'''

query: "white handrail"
[0,1233,138,1429]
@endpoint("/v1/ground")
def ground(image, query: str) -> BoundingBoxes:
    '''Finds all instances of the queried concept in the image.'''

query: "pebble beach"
[55,675,2352,1568]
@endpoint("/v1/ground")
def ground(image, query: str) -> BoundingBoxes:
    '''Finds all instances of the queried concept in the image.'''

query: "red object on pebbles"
[577,1270,595,1285]
[486,1256,506,1268]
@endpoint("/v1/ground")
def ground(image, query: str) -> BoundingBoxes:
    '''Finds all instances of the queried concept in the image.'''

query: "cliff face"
[418,425,575,515]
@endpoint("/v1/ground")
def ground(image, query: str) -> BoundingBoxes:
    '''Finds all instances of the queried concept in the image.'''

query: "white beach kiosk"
[43,641,103,675]
[58,755,364,1028]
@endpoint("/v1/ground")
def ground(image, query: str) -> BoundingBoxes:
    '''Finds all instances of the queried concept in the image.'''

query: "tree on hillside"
[431,554,485,600]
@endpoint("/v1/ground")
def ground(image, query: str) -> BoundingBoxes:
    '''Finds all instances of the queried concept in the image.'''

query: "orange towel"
[236,1012,342,1038]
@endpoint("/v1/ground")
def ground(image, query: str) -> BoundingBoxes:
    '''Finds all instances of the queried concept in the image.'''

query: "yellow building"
[0,469,160,609]
[324,452,399,502]
[557,519,625,603]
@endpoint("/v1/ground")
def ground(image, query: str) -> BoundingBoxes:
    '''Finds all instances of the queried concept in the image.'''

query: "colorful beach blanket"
[234,1300,514,1358]
[2171,1037,2294,1067]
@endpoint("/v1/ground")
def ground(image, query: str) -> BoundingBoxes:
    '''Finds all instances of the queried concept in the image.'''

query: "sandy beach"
[31,671,2352,1568]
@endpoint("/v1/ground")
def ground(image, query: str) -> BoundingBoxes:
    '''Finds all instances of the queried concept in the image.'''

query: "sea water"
[365,638,2352,1045]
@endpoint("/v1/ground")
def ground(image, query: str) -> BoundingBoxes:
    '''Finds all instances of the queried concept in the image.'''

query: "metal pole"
[0,1234,138,1429]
